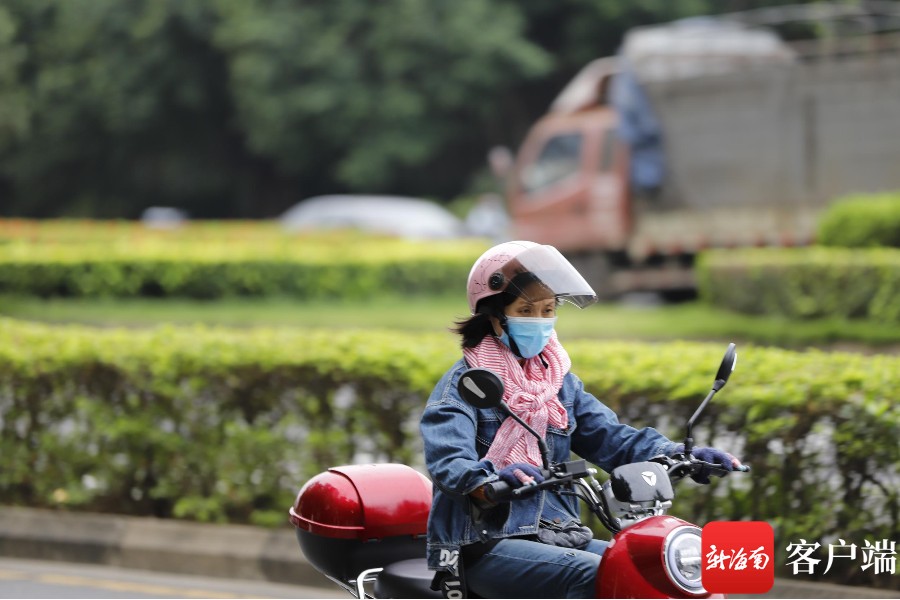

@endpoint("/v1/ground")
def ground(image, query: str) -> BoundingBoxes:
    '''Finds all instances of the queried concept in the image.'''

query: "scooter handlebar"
[654,454,751,481]
[485,460,749,502]
[483,468,554,503]
[693,460,751,478]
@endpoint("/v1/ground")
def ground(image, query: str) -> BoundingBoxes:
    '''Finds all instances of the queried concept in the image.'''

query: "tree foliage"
[212,0,550,197]
[0,0,814,218]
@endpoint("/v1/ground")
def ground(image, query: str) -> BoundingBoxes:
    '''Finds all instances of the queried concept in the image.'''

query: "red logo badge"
[701,521,774,594]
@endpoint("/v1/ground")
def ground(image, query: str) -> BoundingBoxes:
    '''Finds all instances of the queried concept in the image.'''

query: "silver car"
[280,195,468,240]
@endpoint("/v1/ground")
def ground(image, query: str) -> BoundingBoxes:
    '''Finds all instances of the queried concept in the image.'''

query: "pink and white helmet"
[466,240,598,314]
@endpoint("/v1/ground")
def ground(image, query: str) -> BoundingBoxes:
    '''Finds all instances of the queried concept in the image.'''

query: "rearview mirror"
[684,343,737,457]
[457,368,504,410]
[713,343,737,391]
[457,367,550,470]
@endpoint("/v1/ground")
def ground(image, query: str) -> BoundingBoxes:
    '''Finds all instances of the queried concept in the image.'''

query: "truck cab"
[505,57,689,297]
[510,104,630,256]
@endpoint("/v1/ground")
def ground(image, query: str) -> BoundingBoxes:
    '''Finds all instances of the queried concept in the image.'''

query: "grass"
[1,294,897,351]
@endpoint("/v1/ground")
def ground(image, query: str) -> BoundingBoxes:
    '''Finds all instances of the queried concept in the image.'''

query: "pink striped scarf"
[463,332,570,470]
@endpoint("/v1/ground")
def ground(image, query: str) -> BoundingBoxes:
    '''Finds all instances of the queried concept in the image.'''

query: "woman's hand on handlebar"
[498,462,545,488]
[481,464,552,503]
[690,446,745,484]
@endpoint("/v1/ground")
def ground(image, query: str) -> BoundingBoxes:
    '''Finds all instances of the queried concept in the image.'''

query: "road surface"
[0,557,345,599]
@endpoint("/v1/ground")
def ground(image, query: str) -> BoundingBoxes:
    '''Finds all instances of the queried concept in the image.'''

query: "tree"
[211,0,551,200]
[0,0,826,218]
[0,0,248,217]
[0,0,552,217]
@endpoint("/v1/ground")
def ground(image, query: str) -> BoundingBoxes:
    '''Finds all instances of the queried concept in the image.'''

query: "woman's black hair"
[453,271,548,349]
[453,291,517,348]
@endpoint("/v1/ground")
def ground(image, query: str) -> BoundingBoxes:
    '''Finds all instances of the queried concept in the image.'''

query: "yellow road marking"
[0,568,278,598]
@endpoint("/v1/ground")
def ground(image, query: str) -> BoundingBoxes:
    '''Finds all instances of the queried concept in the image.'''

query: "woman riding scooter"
[420,241,743,599]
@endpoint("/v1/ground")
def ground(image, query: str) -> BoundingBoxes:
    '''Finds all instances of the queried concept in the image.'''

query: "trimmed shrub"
[568,338,899,590]
[0,318,896,588]
[696,247,900,322]
[818,191,900,248]
[0,318,457,526]
[0,219,311,245]
[0,236,487,299]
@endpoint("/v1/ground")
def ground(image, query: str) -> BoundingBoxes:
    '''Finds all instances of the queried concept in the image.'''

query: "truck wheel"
[659,288,697,303]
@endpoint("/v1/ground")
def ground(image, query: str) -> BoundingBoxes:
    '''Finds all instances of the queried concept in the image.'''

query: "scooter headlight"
[663,525,705,595]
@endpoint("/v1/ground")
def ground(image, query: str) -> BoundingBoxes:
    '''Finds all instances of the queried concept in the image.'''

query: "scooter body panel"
[596,515,724,599]
[290,464,432,584]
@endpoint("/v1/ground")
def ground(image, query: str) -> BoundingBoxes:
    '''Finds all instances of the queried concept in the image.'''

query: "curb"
[0,506,322,588]
[0,506,897,598]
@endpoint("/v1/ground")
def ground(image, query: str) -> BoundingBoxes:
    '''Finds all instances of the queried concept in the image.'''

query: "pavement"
[0,506,897,599]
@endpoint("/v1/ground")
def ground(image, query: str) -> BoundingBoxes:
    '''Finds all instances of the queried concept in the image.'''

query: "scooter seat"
[374,558,442,599]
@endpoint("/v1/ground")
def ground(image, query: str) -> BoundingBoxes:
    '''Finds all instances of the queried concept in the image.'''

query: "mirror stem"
[684,389,717,457]
[499,402,550,471]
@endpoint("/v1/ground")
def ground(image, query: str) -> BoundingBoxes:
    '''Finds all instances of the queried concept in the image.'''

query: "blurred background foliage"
[0,2,897,590]
[0,0,817,219]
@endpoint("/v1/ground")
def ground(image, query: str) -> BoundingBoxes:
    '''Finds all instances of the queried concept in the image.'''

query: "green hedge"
[568,338,899,591]
[696,247,900,322]
[818,191,900,248]
[0,318,897,587]
[0,318,454,525]
[0,238,484,299]
[0,220,287,244]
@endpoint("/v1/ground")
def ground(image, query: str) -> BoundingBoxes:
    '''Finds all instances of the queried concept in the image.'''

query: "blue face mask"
[499,316,557,358]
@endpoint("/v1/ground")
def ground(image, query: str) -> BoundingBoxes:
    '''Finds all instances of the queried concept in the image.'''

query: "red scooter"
[290,344,749,598]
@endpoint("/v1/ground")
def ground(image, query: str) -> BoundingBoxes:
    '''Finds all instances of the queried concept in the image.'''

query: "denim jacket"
[420,358,680,572]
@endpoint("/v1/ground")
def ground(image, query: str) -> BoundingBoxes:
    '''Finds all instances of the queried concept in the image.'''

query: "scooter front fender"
[596,515,725,599]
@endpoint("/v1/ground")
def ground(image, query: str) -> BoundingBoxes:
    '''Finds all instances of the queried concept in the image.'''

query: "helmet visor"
[495,245,597,309]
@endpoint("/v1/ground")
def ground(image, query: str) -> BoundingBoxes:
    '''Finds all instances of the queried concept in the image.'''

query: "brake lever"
[668,458,752,481]
[511,472,573,498]
[665,457,694,481]
[701,460,752,477]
